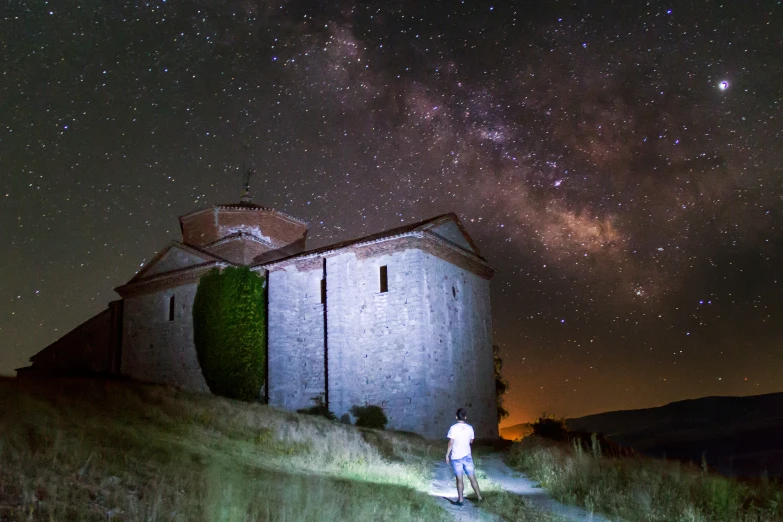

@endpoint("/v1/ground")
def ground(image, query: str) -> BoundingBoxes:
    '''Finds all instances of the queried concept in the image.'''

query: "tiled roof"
[215,202,271,210]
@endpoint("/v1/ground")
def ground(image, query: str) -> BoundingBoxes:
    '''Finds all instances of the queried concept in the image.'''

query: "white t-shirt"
[447,422,475,460]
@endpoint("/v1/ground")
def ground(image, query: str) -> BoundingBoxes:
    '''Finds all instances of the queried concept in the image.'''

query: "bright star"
[719,80,729,90]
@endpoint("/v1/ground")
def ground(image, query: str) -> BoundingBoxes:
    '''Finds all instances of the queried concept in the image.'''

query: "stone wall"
[267,244,496,439]
[419,253,497,439]
[266,265,326,411]
[118,229,496,440]
[326,249,429,433]
[121,283,209,392]
[17,300,123,378]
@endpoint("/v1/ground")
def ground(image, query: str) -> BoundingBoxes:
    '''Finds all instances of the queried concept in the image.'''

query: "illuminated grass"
[506,435,783,522]
[0,378,445,521]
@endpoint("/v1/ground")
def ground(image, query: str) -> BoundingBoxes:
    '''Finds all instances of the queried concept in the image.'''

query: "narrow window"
[320,278,326,304]
[452,286,457,299]
[379,265,388,293]
[168,294,175,322]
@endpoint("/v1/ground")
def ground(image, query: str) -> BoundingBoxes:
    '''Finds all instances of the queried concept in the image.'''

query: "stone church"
[18,195,498,439]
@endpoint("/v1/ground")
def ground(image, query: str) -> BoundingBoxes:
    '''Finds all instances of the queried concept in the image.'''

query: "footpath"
[430,453,615,522]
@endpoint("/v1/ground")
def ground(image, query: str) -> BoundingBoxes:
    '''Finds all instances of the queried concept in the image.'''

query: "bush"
[298,395,337,421]
[351,405,388,430]
[297,405,337,421]
[531,415,569,441]
[192,267,266,401]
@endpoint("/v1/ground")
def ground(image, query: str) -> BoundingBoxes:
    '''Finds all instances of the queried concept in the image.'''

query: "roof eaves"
[255,227,494,273]
[254,230,423,270]
[128,240,225,283]
[250,213,454,269]
[422,231,496,272]
[115,260,231,296]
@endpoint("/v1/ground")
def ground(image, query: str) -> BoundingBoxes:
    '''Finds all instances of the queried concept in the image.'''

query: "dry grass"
[0,377,446,521]
[506,435,783,522]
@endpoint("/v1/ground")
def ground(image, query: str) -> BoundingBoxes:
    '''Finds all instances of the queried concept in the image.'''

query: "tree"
[193,267,266,401]
[494,344,510,420]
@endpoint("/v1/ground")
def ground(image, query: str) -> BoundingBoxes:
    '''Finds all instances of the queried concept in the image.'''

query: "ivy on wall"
[193,267,266,401]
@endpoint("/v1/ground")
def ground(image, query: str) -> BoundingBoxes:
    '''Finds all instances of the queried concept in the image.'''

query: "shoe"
[455,501,463,507]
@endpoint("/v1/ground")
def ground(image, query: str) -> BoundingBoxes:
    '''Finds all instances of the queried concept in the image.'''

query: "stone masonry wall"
[121,283,209,392]
[118,233,495,440]
[420,252,497,439]
[266,265,326,411]
[326,249,428,433]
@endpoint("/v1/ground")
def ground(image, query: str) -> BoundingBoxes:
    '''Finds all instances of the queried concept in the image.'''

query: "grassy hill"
[0,377,446,521]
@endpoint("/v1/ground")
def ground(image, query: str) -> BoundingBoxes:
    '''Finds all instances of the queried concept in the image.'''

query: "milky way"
[2,1,782,424]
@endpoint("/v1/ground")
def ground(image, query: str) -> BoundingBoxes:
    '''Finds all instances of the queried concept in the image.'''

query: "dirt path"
[430,457,498,522]
[430,453,615,522]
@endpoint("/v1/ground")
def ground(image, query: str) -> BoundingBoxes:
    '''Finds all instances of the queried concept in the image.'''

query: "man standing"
[445,408,483,506]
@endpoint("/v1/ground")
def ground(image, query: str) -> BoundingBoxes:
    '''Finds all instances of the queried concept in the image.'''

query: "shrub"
[297,405,338,421]
[192,267,266,401]
[351,405,388,430]
[298,395,337,421]
[531,415,569,441]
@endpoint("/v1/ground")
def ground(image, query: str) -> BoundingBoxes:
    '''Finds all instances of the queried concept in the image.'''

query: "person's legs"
[455,474,465,503]
[451,456,467,503]
[461,456,482,501]
[466,473,482,501]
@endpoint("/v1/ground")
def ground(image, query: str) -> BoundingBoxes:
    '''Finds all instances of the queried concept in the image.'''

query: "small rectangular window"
[168,295,175,322]
[320,278,326,304]
[379,265,388,293]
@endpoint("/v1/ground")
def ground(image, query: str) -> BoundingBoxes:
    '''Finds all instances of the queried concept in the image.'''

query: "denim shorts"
[450,455,475,477]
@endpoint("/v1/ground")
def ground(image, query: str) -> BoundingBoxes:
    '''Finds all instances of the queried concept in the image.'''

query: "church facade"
[18,200,498,439]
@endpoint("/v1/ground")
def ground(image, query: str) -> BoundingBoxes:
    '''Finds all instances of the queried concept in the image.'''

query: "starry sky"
[2,0,782,426]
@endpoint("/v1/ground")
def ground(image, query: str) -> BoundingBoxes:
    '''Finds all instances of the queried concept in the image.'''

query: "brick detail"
[179,206,308,252]
[206,235,271,265]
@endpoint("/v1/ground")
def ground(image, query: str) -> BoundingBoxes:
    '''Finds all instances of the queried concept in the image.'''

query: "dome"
[178,203,308,265]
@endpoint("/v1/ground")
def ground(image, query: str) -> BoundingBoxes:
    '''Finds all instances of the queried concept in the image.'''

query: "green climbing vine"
[192,266,266,401]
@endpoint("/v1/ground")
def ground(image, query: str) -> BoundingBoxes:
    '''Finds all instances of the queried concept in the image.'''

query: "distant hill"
[566,393,783,477]
[499,423,533,441]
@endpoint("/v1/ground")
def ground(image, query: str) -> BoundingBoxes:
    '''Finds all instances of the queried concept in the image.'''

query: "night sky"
[2,1,782,426]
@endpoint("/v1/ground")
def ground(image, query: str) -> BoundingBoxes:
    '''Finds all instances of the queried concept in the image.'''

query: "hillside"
[0,377,446,521]
[499,423,533,441]
[566,392,783,476]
